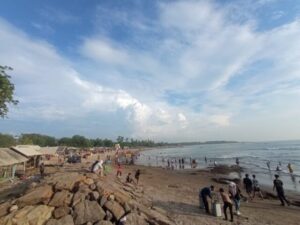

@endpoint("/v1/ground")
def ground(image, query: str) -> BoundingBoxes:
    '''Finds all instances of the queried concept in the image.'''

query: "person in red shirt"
[116,163,122,177]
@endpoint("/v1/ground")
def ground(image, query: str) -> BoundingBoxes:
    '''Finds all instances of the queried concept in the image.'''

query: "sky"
[0,0,300,142]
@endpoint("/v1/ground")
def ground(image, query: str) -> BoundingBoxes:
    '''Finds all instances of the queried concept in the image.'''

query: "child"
[220,188,234,222]
[116,163,122,177]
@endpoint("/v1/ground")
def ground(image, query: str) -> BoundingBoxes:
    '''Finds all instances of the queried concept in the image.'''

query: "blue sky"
[1,0,300,141]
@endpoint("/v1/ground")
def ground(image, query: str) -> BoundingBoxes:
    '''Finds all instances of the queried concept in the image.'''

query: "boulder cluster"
[0,172,173,225]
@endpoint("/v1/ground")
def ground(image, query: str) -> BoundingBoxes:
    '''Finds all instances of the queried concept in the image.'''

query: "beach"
[1,149,300,225]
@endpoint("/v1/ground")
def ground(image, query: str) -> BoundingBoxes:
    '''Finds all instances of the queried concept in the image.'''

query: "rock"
[89,183,96,191]
[90,191,100,201]
[126,212,149,225]
[9,205,18,212]
[105,210,113,221]
[114,191,131,206]
[72,192,87,207]
[95,221,114,225]
[49,190,73,207]
[84,178,94,186]
[17,185,53,207]
[104,200,125,221]
[123,202,131,213]
[0,202,10,217]
[53,206,71,219]
[108,194,115,201]
[99,196,108,207]
[72,184,90,206]
[85,173,99,180]
[130,202,173,225]
[1,205,54,225]
[54,173,84,191]
[46,215,74,225]
[30,182,38,188]
[73,200,106,225]
[86,222,93,225]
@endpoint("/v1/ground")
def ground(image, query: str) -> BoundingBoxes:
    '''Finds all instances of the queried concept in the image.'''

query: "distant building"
[10,145,42,168]
[0,148,28,180]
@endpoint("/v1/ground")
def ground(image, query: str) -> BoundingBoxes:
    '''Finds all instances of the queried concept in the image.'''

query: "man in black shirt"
[273,174,290,206]
[199,185,214,214]
[243,174,253,200]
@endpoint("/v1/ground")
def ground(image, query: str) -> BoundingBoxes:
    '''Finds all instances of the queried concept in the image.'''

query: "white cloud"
[1,0,300,141]
[80,38,129,65]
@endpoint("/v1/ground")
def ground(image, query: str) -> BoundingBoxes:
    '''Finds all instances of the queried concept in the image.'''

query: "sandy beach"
[1,151,300,225]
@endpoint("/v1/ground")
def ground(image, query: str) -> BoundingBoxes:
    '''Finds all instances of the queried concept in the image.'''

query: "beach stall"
[10,145,42,169]
[0,148,28,181]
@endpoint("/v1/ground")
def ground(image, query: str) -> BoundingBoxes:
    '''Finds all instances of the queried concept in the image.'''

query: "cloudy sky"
[0,0,300,142]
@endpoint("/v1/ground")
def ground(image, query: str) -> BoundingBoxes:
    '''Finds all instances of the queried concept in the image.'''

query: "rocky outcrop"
[0,170,174,225]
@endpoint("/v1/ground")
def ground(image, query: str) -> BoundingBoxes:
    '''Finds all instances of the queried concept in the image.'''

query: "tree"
[0,133,16,147]
[0,65,18,118]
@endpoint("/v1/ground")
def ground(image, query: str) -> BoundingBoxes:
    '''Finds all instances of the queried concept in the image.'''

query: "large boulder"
[17,185,53,207]
[0,202,10,217]
[53,206,71,219]
[1,205,54,225]
[83,178,94,186]
[104,200,125,221]
[46,215,74,225]
[126,212,149,225]
[72,183,91,206]
[53,173,84,191]
[49,190,73,207]
[73,200,106,225]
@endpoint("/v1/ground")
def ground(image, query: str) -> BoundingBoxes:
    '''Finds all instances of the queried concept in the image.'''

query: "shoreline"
[1,154,300,225]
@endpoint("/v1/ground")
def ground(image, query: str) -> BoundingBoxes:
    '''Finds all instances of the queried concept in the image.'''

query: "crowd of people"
[199,173,291,222]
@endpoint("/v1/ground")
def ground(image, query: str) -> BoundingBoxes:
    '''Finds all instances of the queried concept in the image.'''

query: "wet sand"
[122,164,300,225]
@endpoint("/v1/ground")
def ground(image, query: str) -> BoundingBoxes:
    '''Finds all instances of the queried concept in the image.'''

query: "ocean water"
[135,140,300,192]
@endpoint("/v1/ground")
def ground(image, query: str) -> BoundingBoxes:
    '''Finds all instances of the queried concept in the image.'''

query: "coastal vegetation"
[0,65,18,118]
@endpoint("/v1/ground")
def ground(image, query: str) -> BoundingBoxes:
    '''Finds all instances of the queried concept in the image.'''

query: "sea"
[135,140,300,193]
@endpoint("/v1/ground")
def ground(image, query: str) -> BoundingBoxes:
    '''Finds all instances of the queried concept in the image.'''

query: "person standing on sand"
[205,156,207,164]
[220,188,234,222]
[116,163,122,177]
[199,185,214,214]
[228,182,241,215]
[243,174,253,200]
[273,174,290,206]
[135,169,141,184]
[39,162,45,178]
[252,175,263,199]
[287,163,293,174]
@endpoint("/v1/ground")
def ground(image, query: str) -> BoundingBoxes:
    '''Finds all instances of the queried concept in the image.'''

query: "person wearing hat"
[273,174,290,206]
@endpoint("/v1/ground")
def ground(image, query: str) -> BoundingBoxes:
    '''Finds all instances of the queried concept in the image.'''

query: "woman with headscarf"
[228,182,241,215]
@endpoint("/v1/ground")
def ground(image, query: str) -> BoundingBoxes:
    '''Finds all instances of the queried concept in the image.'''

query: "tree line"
[0,133,168,148]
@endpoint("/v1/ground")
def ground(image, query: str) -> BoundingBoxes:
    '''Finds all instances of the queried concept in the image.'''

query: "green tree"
[0,66,18,118]
[0,133,16,147]
[71,135,91,147]
[19,133,56,146]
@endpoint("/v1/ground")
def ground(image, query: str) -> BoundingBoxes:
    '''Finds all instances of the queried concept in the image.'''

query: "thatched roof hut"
[10,145,42,157]
[0,148,28,167]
